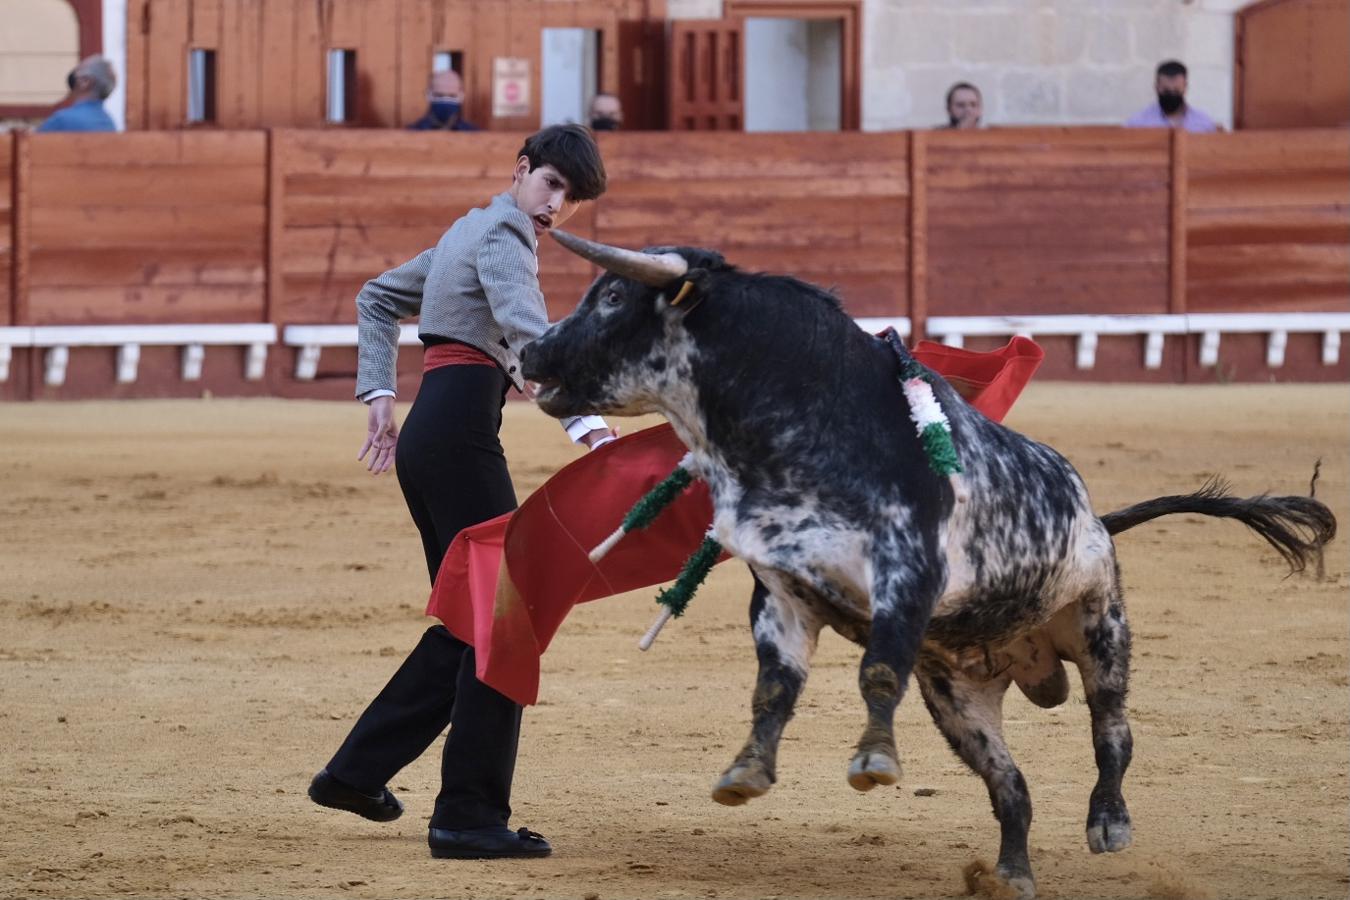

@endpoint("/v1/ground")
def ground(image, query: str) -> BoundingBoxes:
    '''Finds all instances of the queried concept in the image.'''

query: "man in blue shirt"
[38,55,118,133]
[408,70,479,131]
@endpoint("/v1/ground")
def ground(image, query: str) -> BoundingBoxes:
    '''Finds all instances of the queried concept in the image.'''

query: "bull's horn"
[550,229,688,286]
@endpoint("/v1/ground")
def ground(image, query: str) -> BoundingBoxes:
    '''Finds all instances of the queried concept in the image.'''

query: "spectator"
[409,70,479,131]
[1125,60,1219,133]
[942,82,983,130]
[37,55,117,133]
[588,92,623,131]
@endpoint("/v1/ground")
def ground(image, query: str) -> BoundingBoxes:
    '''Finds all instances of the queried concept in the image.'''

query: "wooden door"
[667,19,743,131]
[617,19,667,131]
[1236,0,1350,129]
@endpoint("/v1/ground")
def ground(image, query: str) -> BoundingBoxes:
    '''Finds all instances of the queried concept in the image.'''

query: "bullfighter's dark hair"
[1156,60,1188,79]
[518,124,607,202]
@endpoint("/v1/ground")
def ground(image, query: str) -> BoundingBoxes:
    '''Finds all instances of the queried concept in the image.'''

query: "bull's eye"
[601,290,622,308]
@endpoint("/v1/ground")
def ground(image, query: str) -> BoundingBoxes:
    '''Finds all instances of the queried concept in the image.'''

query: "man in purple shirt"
[1125,60,1219,133]
[37,55,118,133]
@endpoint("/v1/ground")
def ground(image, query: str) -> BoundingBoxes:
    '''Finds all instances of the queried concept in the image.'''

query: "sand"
[2,383,1347,900]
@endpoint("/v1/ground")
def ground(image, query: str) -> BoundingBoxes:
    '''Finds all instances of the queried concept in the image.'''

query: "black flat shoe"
[428,825,552,859]
[307,769,404,822]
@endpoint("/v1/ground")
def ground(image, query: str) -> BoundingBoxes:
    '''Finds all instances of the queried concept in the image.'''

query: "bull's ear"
[658,268,711,316]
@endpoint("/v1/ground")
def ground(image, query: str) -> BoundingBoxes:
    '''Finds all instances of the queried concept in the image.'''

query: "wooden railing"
[0,128,1345,397]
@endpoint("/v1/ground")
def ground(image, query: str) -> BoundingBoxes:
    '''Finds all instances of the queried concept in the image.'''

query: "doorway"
[744,17,841,131]
[541,27,600,127]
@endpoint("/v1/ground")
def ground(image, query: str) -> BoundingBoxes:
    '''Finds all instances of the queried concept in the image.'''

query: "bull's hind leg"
[1052,573,1134,854]
[712,577,820,806]
[847,557,942,792]
[917,657,1036,900]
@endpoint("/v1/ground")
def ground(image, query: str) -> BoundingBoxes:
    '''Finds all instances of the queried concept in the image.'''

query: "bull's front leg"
[712,576,820,806]
[848,552,943,791]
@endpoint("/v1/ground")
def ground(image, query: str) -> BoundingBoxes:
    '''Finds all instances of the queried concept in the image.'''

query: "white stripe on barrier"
[925,313,1350,370]
[0,327,33,383]
[20,324,278,387]
[283,324,419,380]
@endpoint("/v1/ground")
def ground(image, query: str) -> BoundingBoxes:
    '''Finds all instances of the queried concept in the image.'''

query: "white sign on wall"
[493,57,532,118]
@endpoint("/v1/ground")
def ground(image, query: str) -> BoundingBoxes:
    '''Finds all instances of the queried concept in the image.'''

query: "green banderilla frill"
[918,421,962,477]
[655,534,723,618]
[623,465,693,531]
[588,461,695,564]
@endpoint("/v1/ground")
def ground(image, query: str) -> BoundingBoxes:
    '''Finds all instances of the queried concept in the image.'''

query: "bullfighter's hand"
[582,426,619,450]
[358,395,399,475]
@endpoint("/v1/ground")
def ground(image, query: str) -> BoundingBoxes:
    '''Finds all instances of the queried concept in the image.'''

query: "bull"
[520,231,1337,899]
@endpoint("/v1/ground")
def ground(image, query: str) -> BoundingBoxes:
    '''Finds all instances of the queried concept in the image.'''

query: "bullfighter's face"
[521,269,687,417]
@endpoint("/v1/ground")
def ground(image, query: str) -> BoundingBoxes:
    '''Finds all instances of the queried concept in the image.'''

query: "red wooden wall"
[24,133,267,325]
[1186,129,1349,313]
[596,131,908,316]
[0,135,12,325]
[924,129,1173,317]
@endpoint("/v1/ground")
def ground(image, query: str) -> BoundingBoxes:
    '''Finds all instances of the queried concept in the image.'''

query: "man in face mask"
[409,70,479,131]
[1125,60,1219,133]
[37,55,118,132]
[588,93,623,132]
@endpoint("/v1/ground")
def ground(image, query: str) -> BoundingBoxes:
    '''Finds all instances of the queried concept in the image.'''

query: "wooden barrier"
[1185,129,1350,313]
[2,133,13,326]
[0,127,1345,399]
[24,132,268,326]
[924,128,1173,317]
[596,131,911,318]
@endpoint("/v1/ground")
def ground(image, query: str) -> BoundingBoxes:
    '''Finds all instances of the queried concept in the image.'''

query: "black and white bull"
[521,232,1337,899]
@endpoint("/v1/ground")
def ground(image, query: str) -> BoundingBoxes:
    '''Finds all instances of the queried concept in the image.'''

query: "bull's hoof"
[964,860,1035,900]
[1086,819,1132,854]
[712,762,772,806]
[1000,871,1037,900]
[846,751,900,792]
[1086,793,1132,853]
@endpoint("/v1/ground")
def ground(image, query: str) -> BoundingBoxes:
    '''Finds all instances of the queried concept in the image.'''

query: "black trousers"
[327,364,522,829]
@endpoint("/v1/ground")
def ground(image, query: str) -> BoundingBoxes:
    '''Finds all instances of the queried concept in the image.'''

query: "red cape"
[427,336,1043,705]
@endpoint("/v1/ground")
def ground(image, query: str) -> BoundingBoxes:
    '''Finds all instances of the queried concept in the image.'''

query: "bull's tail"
[1100,475,1337,575]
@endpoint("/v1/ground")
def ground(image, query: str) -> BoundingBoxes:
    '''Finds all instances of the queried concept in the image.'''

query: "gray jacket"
[355,192,551,396]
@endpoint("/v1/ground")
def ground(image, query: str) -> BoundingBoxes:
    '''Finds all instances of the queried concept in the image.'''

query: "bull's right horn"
[550,230,688,287]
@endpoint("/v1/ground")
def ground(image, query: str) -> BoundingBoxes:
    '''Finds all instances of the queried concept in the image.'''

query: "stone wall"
[668,0,1246,131]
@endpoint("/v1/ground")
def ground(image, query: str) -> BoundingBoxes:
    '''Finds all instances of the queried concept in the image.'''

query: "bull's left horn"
[550,229,688,286]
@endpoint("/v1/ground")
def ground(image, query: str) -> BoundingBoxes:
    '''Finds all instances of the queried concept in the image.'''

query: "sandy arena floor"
[1,384,1347,900]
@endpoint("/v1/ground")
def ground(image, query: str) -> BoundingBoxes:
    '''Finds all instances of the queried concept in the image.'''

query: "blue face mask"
[430,99,462,122]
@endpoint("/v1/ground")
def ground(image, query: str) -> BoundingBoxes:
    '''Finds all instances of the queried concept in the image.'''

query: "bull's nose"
[519,341,543,381]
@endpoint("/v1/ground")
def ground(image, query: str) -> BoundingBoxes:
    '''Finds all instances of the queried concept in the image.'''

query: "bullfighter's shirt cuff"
[564,415,609,443]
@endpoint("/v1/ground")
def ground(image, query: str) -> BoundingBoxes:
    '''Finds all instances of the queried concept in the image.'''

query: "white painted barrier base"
[282,324,420,380]
[926,313,1350,371]
[0,324,277,386]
